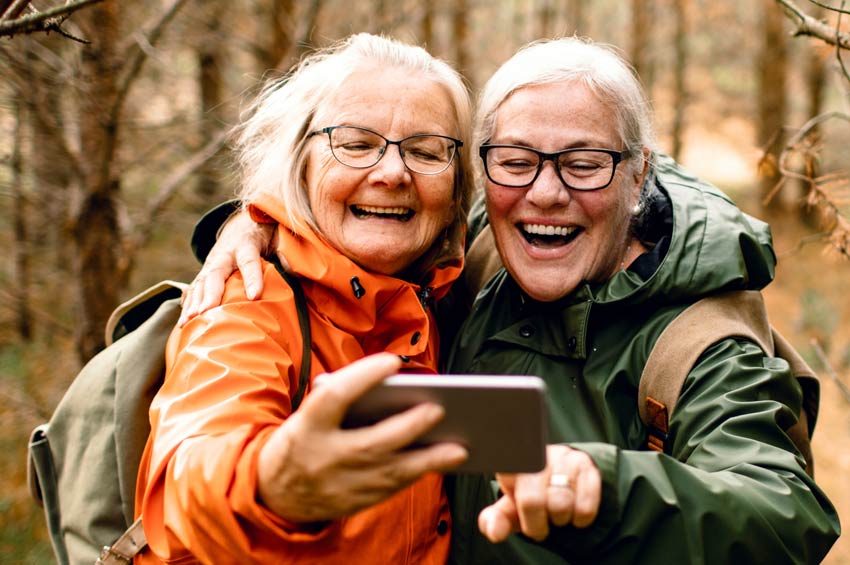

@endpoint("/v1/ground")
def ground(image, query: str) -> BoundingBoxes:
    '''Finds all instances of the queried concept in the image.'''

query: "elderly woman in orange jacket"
[134,33,473,564]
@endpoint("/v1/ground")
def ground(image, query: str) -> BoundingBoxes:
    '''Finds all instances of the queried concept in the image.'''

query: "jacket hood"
[594,153,776,305]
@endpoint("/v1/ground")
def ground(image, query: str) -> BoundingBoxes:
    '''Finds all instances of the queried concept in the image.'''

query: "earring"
[631,202,643,215]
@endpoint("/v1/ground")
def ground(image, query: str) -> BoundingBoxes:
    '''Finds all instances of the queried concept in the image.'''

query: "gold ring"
[549,473,571,488]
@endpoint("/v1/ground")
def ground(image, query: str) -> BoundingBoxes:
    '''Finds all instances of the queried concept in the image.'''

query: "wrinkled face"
[305,68,458,276]
[485,81,646,302]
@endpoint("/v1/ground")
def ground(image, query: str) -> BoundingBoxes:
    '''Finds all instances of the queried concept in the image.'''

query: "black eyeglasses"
[309,126,463,175]
[479,144,632,190]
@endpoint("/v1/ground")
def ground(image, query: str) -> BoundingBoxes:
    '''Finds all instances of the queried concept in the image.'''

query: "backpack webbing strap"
[638,290,774,451]
[269,256,313,411]
[97,517,145,565]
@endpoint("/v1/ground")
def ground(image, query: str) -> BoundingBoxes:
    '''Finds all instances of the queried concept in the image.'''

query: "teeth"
[522,223,576,236]
[358,205,411,215]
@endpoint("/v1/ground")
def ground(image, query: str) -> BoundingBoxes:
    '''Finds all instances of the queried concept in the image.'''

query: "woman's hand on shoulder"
[256,353,468,524]
[179,211,275,326]
[478,444,601,542]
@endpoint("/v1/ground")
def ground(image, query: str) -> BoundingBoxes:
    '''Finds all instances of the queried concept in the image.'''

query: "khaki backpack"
[27,258,311,565]
[464,225,818,477]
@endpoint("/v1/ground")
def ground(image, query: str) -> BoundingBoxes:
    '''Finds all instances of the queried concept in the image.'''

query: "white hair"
[475,37,657,181]
[233,33,473,271]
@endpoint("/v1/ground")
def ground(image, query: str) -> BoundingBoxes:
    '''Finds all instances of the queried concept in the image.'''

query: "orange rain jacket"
[135,192,463,564]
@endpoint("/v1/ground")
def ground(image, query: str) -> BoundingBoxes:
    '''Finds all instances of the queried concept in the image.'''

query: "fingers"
[178,265,229,327]
[235,245,265,300]
[179,211,274,326]
[546,472,575,527]
[480,445,603,542]
[510,472,551,541]
[348,402,446,451]
[570,454,602,528]
[365,440,468,489]
[479,493,519,543]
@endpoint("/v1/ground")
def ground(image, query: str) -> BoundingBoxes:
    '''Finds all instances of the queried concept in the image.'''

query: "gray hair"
[233,33,473,271]
[475,36,657,181]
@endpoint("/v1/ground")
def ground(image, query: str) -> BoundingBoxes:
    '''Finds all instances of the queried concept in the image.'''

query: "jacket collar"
[248,193,463,357]
[481,273,592,360]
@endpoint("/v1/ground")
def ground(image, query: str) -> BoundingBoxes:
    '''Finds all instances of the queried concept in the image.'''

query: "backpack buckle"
[645,396,670,453]
[97,545,132,565]
[96,517,147,564]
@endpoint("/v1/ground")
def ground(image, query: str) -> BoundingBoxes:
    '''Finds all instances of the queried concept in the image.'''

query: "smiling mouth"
[351,205,415,222]
[520,223,581,247]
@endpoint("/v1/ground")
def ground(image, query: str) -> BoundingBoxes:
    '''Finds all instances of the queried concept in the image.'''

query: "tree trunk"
[538,0,555,38]
[22,37,72,271]
[256,0,294,73]
[630,0,653,87]
[72,1,124,362]
[568,0,585,35]
[757,0,788,210]
[12,95,32,340]
[196,3,227,197]
[799,4,827,225]
[670,0,688,161]
[420,0,434,48]
[452,0,468,80]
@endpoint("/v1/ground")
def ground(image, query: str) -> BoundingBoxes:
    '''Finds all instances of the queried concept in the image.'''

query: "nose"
[525,160,570,208]
[368,143,410,187]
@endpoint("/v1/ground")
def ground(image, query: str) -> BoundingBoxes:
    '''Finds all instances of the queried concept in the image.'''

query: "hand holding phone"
[343,374,548,473]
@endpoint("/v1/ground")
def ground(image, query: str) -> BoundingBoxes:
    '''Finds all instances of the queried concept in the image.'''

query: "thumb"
[299,353,402,425]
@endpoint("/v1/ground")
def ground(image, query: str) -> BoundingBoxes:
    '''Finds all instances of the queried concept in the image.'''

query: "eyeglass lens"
[328,126,457,174]
[484,147,619,190]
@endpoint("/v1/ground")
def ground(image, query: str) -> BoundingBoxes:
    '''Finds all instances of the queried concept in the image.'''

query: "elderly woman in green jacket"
[182,37,839,563]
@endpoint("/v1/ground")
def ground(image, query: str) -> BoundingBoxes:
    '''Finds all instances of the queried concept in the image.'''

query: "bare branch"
[0,0,103,37]
[0,0,31,21]
[293,0,322,62]
[810,338,850,404]
[776,0,850,48]
[806,0,850,15]
[837,1,850,81]
[110,0,190,129]
[122,128,231,265]
[778,111,850,258]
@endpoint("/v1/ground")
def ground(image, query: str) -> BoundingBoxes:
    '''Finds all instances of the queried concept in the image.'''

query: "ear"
[633,147,651,185]
[631,147,651,202]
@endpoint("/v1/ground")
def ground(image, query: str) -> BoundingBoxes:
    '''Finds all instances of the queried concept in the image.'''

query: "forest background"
[1,0,849,562]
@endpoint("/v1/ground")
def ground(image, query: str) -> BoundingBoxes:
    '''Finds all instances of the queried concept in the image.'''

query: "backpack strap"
[463,224,503,301]
[638,290,773,439]
[638,290,817,476]
[268,256,312,411]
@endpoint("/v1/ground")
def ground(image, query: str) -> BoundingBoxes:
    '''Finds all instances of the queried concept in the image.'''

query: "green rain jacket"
[446,155,840,564]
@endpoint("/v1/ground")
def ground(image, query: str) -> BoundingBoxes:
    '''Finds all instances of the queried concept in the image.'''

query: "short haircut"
[475,36,657,183]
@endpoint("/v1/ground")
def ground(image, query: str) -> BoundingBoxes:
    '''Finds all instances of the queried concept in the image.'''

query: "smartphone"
[342,374,548,473]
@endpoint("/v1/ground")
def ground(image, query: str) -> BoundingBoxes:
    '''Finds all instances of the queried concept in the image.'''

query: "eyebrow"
[490,134,615,150]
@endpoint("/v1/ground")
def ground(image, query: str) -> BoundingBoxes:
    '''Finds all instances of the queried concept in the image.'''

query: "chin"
[513,273,577,303]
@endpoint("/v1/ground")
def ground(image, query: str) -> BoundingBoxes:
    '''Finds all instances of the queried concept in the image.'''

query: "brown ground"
[763,220,850,565]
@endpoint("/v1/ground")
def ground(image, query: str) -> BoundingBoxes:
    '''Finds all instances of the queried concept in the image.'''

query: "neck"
[621,239,648,271]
